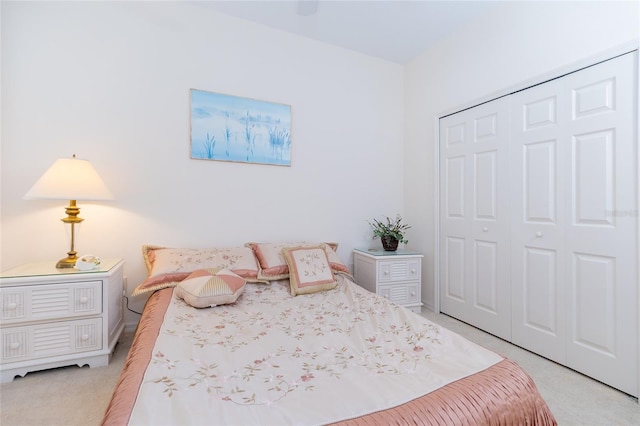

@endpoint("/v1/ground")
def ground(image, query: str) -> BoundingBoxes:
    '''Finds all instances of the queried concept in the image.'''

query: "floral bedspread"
[129,275,502,425]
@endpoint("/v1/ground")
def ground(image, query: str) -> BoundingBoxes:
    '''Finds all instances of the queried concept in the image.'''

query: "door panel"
[511,76,567,363]
[572,253,616,355]
[524,140,557,223]
[573,130,614,226]
[523,247,558,335]
[564,53,637,396]
[475,150,498,220]
[445,237,465,301]
[474,240,498,313]
[524,96,557,130]
[445,156,465,218]
[573,78,615,118]
[439,97,511,340]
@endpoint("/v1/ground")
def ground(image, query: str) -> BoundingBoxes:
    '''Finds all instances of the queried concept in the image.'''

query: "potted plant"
[369,214,411,251]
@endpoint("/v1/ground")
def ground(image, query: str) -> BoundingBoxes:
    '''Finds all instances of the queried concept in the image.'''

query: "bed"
[101,243,556,425]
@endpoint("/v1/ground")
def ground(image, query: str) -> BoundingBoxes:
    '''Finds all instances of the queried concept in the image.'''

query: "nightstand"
[0,258,125,382]
[353,248,423,313]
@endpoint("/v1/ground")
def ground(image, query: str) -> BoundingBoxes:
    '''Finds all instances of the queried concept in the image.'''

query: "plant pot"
[381,235,399,251]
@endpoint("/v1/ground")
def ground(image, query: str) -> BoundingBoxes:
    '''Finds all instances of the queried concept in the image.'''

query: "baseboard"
[124,321,139,333]
[421,299,435,312]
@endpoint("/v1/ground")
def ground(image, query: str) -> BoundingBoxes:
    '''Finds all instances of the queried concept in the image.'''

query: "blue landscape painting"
[190,89,291,166]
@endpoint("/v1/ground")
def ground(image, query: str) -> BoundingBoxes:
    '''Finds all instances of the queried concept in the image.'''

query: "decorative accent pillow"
[132,245,263,296]
[175,268,246,308]
[281,246,338,296]
[246,241,349,280]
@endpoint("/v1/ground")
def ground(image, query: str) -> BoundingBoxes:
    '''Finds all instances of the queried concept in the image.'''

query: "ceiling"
[193,1,499,64]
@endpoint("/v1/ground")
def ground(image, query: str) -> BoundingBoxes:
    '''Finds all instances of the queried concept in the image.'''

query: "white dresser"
[0,258,125,382]
[353,249,423,313]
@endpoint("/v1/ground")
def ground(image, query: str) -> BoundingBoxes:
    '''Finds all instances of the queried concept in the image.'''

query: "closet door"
[564,53,637,397]
[511,52,638,396]
[510,77,568,364]
[439,98,511,340]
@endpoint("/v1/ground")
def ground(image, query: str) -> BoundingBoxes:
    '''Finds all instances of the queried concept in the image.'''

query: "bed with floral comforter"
[102,273,556,425]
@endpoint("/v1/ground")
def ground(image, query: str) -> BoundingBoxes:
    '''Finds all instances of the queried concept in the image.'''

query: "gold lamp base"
[56,254,79,269]
[56,200,84,269]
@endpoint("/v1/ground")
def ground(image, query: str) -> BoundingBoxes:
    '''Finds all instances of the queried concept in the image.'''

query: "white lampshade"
[24,156,113,201]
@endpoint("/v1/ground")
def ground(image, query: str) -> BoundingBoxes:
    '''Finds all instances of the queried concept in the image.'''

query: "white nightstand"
[353,248,423,313]
[0,258,125,382]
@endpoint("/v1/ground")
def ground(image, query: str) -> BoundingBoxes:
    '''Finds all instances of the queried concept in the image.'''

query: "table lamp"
[24,155,114,269]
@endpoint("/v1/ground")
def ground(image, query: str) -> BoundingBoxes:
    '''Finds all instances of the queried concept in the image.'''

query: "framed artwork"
[190,89,292,166]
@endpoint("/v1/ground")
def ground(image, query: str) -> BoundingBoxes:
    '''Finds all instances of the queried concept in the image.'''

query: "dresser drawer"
[0,281,102,324]
[377,260,420,283]
[378,283,420,306]
[1,318,103,363]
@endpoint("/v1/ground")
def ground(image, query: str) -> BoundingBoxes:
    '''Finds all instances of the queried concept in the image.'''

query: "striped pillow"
[175,268,246,308]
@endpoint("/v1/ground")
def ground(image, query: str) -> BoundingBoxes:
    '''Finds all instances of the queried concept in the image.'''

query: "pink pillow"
[281,246,338,296]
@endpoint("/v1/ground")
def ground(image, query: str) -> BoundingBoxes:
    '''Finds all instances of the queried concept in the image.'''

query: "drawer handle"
[7,302,17,310]
[410,291,416,296]
[80,334,90,341]
[9,342,20,350]
[79,297,89,304]
[410,269,416,274]
[483,227,488,232]
[383,271,389,275]
[536,232,543,238]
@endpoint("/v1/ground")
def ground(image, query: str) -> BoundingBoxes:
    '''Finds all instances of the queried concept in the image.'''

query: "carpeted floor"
[420,311,639,426]
[0,332,133,426]
[1,312,638,425]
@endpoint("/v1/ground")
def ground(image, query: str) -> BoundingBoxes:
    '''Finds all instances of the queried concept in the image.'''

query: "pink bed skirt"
[102,288,556,425]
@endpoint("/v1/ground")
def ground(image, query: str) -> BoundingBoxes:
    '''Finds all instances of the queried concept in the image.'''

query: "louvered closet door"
[439,98,511,340]
[511,52,638,396]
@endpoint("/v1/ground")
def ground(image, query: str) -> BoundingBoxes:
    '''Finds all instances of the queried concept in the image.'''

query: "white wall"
[0,1,405,326]
[4,1,637,326]
[404,0,640,309]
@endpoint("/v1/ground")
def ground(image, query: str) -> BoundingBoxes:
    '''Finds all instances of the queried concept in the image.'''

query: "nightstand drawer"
[353,250,423,313]
[379,283,420,305]
[378,260,420,283]
[1,318,103,363]
[1,281,102,324]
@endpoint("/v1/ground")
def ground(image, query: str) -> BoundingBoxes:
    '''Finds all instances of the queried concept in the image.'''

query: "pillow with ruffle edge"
[282,246,338,296]
[246,241,349,280]
[132,244,265,296]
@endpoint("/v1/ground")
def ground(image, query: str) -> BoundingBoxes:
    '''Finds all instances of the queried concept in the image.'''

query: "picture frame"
[190,89,292,166]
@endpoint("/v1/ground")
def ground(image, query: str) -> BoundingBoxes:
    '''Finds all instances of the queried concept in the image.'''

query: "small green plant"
[369,214,411,244]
